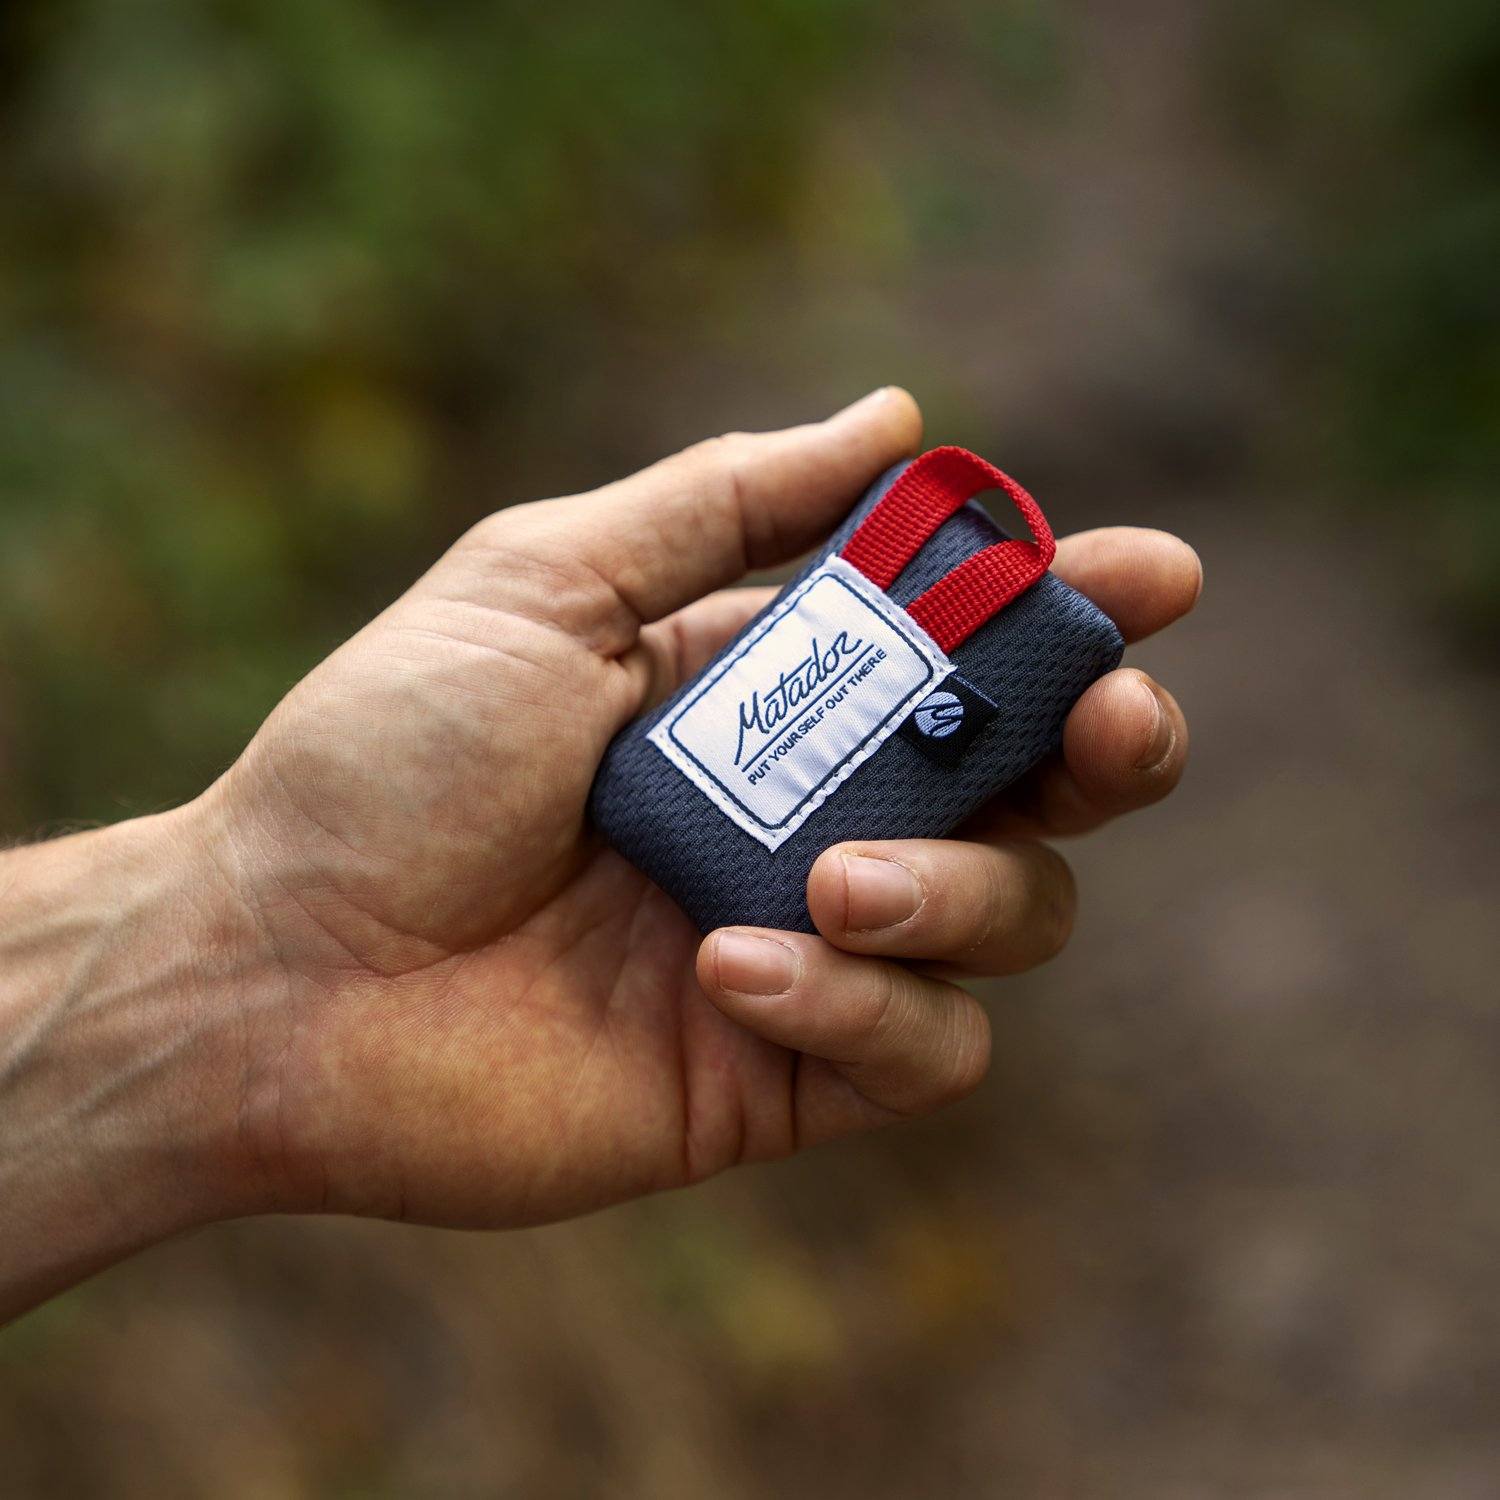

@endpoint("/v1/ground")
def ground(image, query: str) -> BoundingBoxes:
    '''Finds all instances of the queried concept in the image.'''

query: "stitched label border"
[648,557,952,852]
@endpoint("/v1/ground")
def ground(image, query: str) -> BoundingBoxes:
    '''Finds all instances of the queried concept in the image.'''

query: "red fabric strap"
[839,446,1056,653]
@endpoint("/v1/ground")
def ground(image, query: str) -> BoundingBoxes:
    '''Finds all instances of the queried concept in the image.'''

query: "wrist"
[0,802,286,1318]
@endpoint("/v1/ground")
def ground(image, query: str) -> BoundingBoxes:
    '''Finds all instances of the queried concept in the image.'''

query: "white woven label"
[649,556,952,852]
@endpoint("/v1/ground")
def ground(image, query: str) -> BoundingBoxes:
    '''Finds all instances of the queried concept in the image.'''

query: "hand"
[189,388,1197,1227]
[0,389,1199,1318]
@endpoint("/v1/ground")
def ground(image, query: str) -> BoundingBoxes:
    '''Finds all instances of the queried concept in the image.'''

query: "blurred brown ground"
[2,2,1498,1495]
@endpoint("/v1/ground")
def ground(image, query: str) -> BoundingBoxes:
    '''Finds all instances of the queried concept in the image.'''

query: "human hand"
[184,388,1197,1228]
[0,389,1199,1318]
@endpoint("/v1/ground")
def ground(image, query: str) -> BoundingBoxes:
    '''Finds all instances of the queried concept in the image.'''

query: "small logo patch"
[913,690,966,739]
[898,676,999,767]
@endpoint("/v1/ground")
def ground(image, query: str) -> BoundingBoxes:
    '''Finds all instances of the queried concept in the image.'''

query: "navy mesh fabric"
[589,462,1124,932]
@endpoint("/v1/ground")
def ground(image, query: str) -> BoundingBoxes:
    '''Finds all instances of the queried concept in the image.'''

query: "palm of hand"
[197,394,1197,1231]
[216,519,804,1226]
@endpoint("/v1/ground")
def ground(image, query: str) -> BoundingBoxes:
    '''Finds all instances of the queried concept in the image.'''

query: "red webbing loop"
[839,446,1056,653]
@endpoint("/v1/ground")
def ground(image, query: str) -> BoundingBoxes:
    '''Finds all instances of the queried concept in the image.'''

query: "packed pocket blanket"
[589,447,1125,933]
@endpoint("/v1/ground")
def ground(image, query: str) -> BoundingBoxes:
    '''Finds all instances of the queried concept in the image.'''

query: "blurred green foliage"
[2,7,1499,1491]
[1223,0,1500,635]
[1,0,1497,834]
[0,0,871,826]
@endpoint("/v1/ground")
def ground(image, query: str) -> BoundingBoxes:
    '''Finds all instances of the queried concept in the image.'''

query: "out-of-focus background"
[2,1,1498,1494]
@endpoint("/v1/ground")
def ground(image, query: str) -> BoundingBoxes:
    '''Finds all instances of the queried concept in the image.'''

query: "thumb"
[525,387,922,628]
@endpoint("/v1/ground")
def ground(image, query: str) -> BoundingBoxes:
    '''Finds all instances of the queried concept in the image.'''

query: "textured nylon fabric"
[589,461,1124,933]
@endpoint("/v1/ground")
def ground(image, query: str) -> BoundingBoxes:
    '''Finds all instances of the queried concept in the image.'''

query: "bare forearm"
[0,811,268,1322]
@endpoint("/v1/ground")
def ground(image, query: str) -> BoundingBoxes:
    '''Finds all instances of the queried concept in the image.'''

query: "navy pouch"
[590,447,1124,933]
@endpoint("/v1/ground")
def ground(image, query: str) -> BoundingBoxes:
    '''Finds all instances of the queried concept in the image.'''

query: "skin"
[0,389,1198,1323]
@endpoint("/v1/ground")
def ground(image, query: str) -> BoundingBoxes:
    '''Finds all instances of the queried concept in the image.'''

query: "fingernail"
[1132,677,1175,770]
[843,854,922,932]
[715,932,799,996]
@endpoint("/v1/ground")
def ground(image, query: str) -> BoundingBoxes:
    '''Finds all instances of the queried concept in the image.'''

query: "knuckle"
[1030,846,1078,959]
[933,999,992,1107]
[958,843,1075,966]
[685,430,752,472]
[965,851,1018,950]
[458,498,562,563]
[674,432,760,567]
[857,962,903,1048]
[459,506,516,554]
